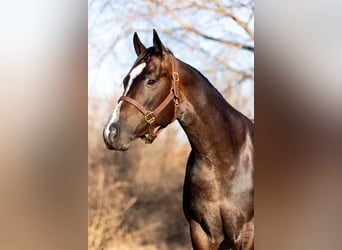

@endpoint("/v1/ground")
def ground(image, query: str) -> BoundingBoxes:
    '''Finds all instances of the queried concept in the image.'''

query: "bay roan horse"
[103,30,254,250]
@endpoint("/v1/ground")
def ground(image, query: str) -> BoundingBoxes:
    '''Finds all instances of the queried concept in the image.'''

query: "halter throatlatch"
[118,55,180,144]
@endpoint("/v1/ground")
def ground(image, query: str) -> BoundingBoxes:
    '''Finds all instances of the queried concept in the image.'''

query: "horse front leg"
[235,218,254,250]
[189,220,219,250]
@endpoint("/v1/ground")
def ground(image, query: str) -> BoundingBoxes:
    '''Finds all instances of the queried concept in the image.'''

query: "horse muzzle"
[103,122,129,151]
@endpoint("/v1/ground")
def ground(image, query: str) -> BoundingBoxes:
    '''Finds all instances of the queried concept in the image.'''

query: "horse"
[103,30,254,250]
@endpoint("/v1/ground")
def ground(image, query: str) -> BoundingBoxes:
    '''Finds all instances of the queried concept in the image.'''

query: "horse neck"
[176,61,253,164]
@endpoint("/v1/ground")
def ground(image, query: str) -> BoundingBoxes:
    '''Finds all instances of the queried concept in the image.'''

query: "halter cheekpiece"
[118,54,180,144]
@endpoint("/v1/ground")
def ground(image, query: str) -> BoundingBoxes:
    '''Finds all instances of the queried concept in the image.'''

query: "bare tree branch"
[89,0,254,116]
[154,1,254,52]
[190,0,254,40]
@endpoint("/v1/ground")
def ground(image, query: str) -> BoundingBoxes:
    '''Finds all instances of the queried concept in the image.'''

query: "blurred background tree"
[89,0,254,117]
[88,0,253,249]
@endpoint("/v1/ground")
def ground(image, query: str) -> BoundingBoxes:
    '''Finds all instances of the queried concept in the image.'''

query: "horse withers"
[103,30,254,250]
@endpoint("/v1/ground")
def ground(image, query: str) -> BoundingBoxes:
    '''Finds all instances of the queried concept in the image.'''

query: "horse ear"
[133,32,146,56]
[152,29,166,56]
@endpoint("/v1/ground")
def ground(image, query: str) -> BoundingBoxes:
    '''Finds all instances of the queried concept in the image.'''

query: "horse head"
[103,30,180,150]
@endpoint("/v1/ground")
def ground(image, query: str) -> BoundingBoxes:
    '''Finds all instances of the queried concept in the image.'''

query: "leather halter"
[118,54,180,144]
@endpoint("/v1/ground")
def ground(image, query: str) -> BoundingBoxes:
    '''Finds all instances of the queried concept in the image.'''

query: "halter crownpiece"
[118,54,180,144]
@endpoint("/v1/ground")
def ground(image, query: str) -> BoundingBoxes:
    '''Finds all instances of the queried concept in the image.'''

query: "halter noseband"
[118,54,180,144]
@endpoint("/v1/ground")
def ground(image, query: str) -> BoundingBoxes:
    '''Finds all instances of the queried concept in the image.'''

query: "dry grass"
[88,97,192,250]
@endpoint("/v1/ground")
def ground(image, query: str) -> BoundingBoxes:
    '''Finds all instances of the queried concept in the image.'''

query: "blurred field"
[88,97,192,250]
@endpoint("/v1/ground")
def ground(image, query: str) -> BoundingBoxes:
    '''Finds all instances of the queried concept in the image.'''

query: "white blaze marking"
[105,62,146,136]
[123,62,146,95]
[104,101,122,136]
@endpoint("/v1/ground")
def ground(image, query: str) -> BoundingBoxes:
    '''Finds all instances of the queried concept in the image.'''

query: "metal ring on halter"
[172,72,179,82]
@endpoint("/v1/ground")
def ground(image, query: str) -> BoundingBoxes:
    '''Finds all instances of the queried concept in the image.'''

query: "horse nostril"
[109,123,119,141]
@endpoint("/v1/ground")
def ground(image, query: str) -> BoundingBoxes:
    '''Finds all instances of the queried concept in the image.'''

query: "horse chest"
[183,160,219,220]
[183,153,235,202]
[184,157,220,198]
[183,154,252,243]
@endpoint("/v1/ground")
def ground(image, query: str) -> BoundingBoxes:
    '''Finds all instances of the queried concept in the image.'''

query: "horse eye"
[147,79,156,85]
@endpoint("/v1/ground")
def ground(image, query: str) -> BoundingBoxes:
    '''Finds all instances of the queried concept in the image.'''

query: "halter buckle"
[174,97,180,107]
[144,111,155,124]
